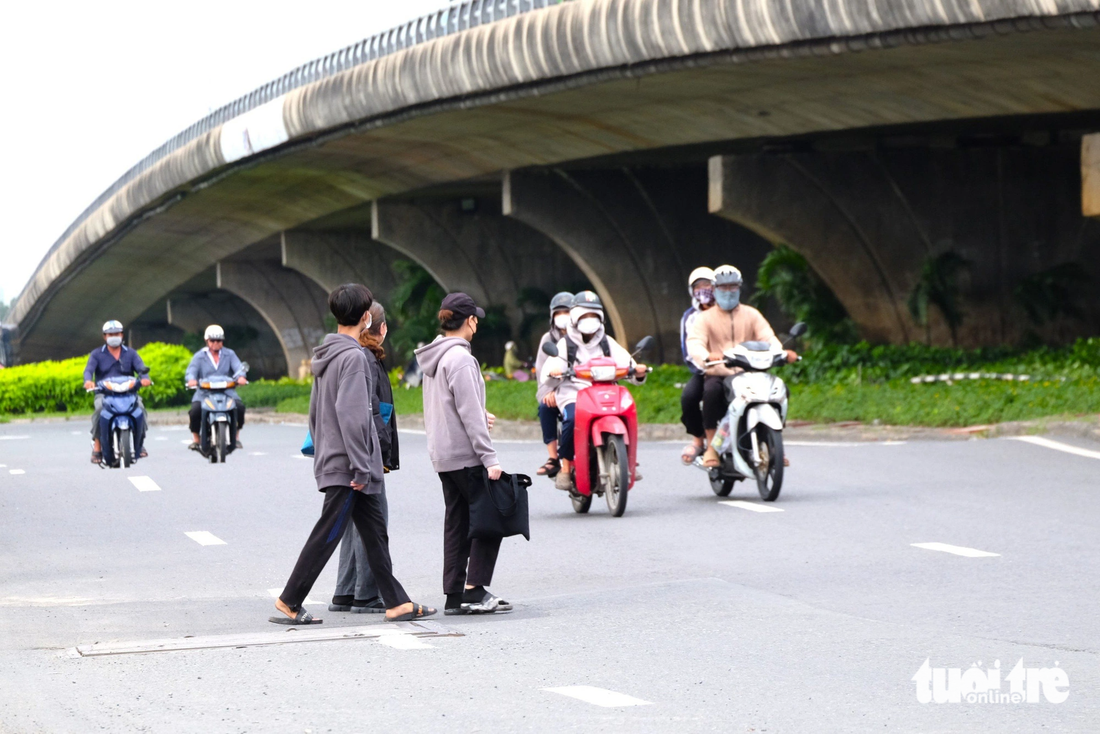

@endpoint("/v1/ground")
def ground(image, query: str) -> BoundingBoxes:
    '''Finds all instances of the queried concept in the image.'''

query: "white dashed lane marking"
[128,476,162,492]
[720,500,784,513]
[185,531,226,546]
[0,436,29,440]
[544,686,652,708]
[154,437,167,441]
[9,469,26,476]
[248,452,267,456]
[1008,435,1100,461]
[912,542,1000,558]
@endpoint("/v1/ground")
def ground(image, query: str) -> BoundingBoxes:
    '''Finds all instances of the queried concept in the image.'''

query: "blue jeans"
[538,402,559,445]
[558,404,577,461]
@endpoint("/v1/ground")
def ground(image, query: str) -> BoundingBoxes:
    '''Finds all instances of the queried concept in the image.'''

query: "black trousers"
[680,372,705,438]
[439,468,502,595]
[279,486,410,610]
[702,375,730,431]
[189,401,245,434]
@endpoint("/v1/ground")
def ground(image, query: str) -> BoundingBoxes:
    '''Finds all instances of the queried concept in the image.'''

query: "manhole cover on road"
[70,620,458,657]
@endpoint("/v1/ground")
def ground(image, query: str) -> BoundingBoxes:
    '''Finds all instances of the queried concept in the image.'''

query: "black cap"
[440,292,485,319]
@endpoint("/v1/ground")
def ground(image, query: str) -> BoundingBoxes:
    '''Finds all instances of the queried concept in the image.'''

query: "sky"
[0,0,451,307]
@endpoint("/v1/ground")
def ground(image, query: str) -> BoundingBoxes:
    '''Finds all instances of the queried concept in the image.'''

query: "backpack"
[564,335,611,366]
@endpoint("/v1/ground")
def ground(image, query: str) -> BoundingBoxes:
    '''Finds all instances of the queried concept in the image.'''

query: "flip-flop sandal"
[681,444,704,465]
[385,603,437,622]
[351,599,386,613]
[536,458,561,477]
[139,449,148,458]
[268,607,322,625]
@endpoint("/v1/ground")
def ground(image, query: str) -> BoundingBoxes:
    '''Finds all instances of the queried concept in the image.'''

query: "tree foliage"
[907,251,970,345]
[752,245,857,349]
[386,260,446,363]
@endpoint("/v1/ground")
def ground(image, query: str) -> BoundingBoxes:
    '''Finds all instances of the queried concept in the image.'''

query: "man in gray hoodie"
[416,292,512,616]
[271,283,435,625]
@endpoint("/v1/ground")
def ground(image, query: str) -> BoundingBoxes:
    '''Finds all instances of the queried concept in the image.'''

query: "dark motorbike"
[191,363,248,464]
[91,377,147,469]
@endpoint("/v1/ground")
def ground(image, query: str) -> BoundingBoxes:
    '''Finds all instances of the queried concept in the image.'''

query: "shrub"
[0,342,192,415]
[237,378,312,408]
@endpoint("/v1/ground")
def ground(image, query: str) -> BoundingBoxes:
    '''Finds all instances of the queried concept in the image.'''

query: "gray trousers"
[333,486,389,602]
[91,394,145,437]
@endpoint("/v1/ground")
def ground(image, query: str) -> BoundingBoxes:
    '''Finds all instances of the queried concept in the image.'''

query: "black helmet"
[571,290,603,311]
[549,291,573,315]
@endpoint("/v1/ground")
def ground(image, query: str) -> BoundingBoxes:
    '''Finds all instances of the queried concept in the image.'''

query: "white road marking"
[0,464,5,468]
[912,542,1000,558]
[71,431,83,435]
[71,621,455,657]
[544,686,652,708]
[9,469,26,475]
[292,455,311,460]
[128,476,161,492]
[248,451,267,456]
[180,440,192,445]
[1009,435,1100,461]
[185,531,226,546]
[154,437,167,441]
[377,634,434,649]
[267,588,321,606]
[720,500,784,513]
[0,435,29,440]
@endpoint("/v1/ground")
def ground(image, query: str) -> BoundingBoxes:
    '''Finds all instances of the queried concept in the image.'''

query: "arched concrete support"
[216,260,329,377]
[280,230,401,302]
[711,143,1100,346]
[370,196,585,330]
[505,167,773,363]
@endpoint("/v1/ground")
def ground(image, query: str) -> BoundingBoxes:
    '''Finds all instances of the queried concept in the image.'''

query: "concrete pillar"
[280,229,401,302]
[505,167,773,363]
[163,292,289,379]
[710,143,1100,347]
[370,196,585,330]
[1084,134,1100,218]
[216,260,329,377]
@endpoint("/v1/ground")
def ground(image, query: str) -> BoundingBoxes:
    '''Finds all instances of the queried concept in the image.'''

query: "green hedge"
[0,342,192,415]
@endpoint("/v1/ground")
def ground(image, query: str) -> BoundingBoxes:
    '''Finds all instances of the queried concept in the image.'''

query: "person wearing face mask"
[82,320,152,465]
[679,267,716,465]
[329,301,400,614]
[535,291,573,478]
[415,293,512,615]
[542,291,648,492]
[686,265,798,468]
[185,325,248,451]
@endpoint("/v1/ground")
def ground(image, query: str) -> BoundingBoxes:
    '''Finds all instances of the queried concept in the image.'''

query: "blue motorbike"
[92,377,148,469]
[191,363,248,464]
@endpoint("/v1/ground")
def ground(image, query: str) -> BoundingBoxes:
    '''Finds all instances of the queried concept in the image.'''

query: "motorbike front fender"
[746,403,783,432]
[590,416,628,447]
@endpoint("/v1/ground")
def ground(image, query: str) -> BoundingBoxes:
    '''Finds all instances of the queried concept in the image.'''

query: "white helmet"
[204,324,225,341]
[101,320,123,334]
[688,266,715,292]
[713,264,743,287]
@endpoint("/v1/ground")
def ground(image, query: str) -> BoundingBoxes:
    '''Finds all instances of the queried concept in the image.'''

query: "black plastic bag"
[466,467,531,541]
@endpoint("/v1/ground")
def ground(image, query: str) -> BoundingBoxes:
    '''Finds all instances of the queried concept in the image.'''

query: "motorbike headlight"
[590,365,617,382]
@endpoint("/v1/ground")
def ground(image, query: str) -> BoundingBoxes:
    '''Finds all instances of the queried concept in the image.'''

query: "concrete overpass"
[9,0,1100,372]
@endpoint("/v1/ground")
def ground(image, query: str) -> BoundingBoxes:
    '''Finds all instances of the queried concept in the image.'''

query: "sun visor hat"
[441,292,485,319]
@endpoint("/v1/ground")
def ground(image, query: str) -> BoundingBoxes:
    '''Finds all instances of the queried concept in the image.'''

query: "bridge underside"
[13,20,1100,369]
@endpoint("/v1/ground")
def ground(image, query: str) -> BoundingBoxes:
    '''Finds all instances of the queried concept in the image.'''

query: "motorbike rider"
[680,267,716,465]
[535,291,573,478]
[185,325,248,451]
[686,265,797,468]
[542,291,648,491]
[83,320,151,464]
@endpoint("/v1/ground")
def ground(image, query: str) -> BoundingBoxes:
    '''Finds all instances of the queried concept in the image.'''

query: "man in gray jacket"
[271,283,435,625]
[416,292,511,616]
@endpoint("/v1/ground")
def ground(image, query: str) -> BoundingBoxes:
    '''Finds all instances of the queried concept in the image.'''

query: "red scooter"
[541,336,654,516]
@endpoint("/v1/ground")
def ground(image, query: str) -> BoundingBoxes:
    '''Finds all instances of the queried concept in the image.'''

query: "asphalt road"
[1,420,1098,732]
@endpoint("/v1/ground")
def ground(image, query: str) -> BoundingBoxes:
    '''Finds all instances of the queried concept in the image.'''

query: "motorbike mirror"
[541,341,560,358]
[239,361,250,374]
[632,335,655,356]
[789,322,807,338]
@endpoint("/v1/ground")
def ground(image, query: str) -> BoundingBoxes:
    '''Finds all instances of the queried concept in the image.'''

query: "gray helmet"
[549,291,574,315]
[571,290,603,311]
[713,264,743,287]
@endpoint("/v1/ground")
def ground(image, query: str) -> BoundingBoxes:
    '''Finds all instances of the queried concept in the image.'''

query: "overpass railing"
[36,0,571,274]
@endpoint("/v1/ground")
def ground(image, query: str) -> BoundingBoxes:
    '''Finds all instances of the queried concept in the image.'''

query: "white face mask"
[553,314,570,329]
[106,336,123,348]
[577,317,601,335]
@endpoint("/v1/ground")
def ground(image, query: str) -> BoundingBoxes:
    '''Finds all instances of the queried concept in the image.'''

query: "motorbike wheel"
[215,422,228,464]
[570,491,592,514]
[603,434,629,517]
[119,429,132,469]
[754,426,784,501]
[710,472,734,497]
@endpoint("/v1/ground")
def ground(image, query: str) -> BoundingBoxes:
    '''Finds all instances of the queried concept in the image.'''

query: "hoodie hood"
[415,336,471,378]
[312,333,362,378]
[565,319,606,346]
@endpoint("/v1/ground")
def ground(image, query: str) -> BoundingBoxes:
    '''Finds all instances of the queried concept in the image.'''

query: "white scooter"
[696,322,806,501]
